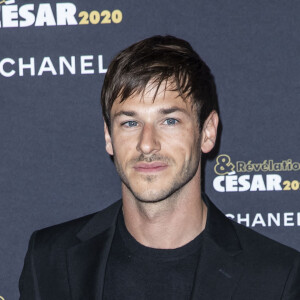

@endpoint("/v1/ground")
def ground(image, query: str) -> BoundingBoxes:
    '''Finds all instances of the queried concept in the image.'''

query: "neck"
[122,167,207,249]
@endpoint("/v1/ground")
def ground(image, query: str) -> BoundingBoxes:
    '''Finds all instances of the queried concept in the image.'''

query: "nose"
[136,123,161,155]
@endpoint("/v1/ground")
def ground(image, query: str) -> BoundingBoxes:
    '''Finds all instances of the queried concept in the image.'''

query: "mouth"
[133,162,168,173]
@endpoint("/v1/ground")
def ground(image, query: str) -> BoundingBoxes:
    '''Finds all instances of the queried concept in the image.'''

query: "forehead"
[111,82,195,117]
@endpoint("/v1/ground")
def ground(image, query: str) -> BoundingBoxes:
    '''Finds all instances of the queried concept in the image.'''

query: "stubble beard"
[114,152,201,204]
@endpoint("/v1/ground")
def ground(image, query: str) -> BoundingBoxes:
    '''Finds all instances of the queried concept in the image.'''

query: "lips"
[133,162,168,173]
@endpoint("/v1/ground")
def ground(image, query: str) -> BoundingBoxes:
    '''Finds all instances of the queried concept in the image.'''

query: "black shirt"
[103,211,203,300]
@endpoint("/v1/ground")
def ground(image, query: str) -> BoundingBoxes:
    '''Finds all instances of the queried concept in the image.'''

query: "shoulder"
[229,218,299,268]
[32,200,121,250]
[227,219,300,297]
[32,212,95,250]
[204,194,299,263]
[232,219,299,255]
[205,193,299,283]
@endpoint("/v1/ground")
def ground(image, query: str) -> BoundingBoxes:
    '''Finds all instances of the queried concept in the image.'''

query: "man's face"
[105,84,202,203]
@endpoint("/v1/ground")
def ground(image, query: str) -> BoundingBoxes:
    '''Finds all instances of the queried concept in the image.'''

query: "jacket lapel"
[66,196,244,300]
[191,195,244,299]
[67,200,122,300]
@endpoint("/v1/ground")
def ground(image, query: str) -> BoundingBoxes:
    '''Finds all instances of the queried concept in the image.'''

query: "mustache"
[131,154,172,164]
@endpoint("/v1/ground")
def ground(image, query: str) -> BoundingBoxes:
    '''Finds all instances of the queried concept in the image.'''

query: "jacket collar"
[67,200,122,300]
[190,194,244,299]
[76,200,122,242]
[67,195,243,300]
[202,193,242,255]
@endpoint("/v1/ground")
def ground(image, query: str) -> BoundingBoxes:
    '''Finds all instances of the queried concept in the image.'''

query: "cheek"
[160,125,198,151]
[184,132,201,161]
[112,137,136,166]
[165,137,196,163]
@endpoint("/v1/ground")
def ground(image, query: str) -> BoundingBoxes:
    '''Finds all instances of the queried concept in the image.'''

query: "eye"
[122,121,138,127]
[163,118,178,126]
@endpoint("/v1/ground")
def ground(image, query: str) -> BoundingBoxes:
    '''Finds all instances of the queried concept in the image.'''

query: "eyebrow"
[113,110,137,118]
[113,106,189,119]
[158,107,189,115]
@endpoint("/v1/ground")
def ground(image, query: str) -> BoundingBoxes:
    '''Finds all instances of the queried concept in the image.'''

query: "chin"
[129,184,180,204]
[135,195,167,203]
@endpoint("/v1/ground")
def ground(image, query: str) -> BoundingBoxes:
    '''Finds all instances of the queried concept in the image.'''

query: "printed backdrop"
[0,0,299,298]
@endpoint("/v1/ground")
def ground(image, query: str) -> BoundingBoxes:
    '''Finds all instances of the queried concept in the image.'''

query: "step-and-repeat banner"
[1,0,299,298]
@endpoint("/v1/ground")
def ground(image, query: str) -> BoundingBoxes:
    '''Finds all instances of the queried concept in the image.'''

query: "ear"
[201,111,219,153]
[104,122,114,156]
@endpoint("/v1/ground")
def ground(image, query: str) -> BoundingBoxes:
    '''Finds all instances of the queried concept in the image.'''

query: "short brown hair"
[101,35,218,131]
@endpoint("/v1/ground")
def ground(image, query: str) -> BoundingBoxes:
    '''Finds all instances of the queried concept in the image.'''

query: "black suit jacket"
[19,195,300,299]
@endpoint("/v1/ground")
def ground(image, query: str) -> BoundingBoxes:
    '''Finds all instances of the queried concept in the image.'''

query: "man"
[20,36,299,299]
